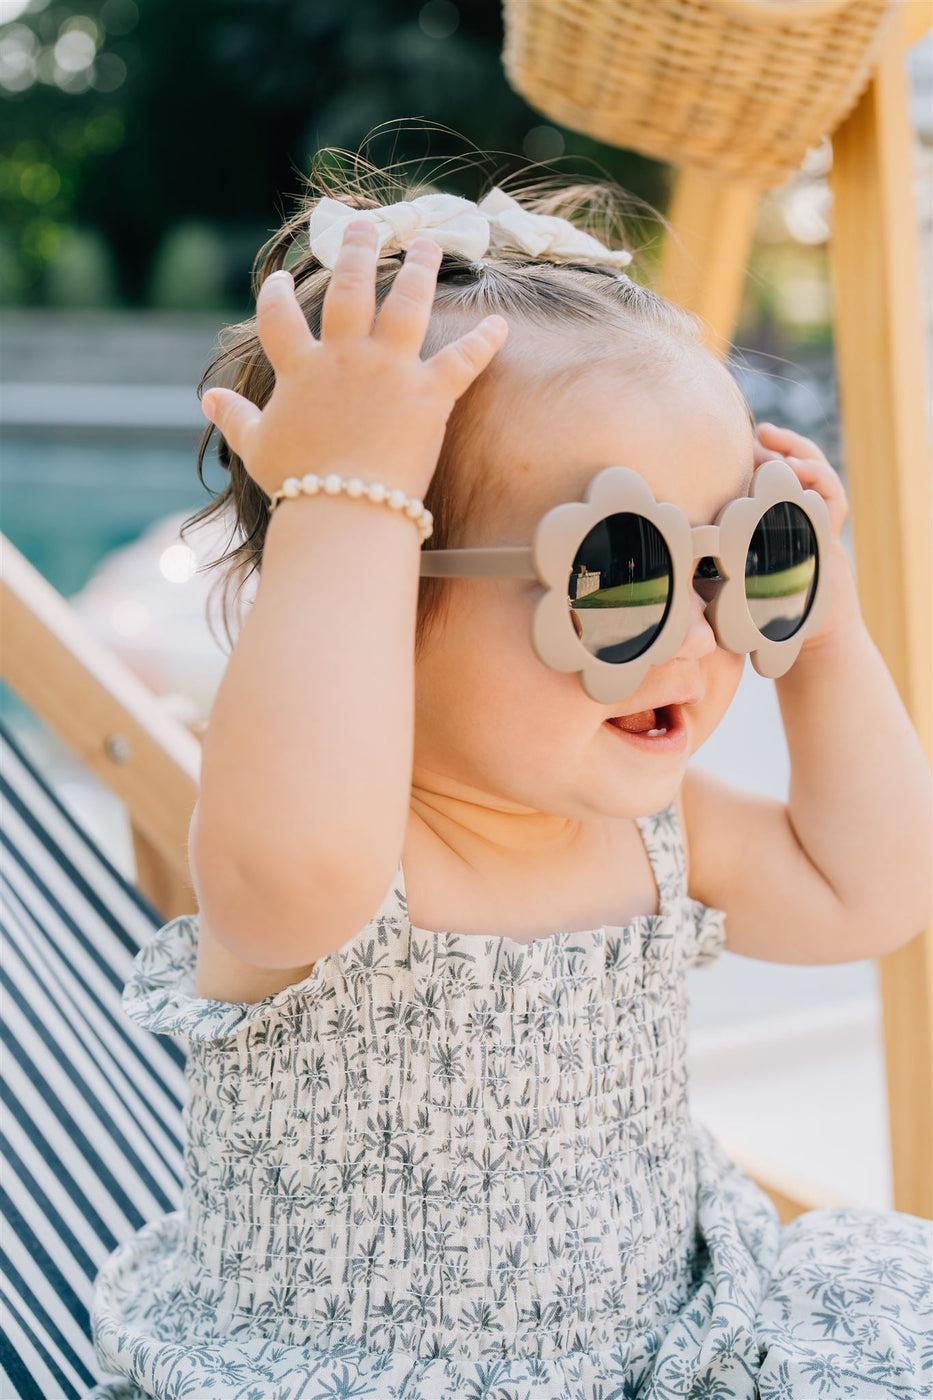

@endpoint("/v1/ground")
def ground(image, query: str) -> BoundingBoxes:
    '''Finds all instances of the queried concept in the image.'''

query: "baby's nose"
[675,581,718,662]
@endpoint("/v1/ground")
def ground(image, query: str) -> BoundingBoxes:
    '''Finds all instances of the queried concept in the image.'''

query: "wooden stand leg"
[828,8,933,1219]
[657,166,763,358]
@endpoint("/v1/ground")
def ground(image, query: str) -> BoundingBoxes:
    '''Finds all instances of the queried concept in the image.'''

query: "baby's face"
[413,335,755,821]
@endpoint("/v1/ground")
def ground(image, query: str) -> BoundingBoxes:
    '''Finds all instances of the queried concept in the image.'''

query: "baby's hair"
[185,132,755,658]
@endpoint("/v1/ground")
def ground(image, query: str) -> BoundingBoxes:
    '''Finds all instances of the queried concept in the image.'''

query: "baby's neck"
[409,770,589,869]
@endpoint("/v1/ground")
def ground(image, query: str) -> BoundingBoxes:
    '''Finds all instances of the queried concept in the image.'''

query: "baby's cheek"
[689,651,744,751]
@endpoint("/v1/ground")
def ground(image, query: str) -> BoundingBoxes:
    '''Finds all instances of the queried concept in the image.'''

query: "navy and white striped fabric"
[0,719,186,1399]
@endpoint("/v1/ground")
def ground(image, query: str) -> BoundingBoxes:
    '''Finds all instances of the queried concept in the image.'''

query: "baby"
[89,160,932,1400]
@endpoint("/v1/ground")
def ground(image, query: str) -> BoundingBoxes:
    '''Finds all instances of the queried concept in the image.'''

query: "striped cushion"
[0,719,186,1399]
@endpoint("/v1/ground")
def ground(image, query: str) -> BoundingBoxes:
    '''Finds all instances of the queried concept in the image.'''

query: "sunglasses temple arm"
[417,546,538,579]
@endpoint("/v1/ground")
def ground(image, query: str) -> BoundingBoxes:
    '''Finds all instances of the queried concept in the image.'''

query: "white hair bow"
[307,185,633,273]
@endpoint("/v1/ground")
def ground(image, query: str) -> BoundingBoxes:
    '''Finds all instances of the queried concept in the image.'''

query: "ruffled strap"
[635,801,688,912]
[637,801,727,968]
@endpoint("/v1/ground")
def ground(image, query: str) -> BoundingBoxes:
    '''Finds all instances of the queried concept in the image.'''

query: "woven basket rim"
[678,0,888,22]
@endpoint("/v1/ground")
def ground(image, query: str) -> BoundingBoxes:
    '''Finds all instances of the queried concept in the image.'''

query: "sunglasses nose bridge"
[687,525,724,612]
[690,524,720,562]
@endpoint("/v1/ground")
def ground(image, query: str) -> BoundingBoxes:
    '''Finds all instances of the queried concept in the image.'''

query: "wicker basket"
[501,0,896,186]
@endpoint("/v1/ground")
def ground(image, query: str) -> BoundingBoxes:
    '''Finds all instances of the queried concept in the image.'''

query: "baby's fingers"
[785,453,849,537]
[372,237,444,354]
[201,386,262,461]
[428,315,509,399]
[256,269,317,378]
[757,420,827,465]
[320,220,379,344]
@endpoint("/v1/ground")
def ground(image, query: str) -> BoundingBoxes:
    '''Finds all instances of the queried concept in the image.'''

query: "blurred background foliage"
[5,1,928,368]
[0,0,672,316]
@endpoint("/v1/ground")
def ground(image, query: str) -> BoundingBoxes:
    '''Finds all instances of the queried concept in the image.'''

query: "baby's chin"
[584,749,689,822]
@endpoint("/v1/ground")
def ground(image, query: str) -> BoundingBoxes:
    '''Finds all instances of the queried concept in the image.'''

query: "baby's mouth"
[603,703,689,752]
[608,705,669,735]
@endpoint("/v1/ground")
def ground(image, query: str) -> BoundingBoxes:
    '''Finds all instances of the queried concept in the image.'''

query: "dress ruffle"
[121,890,727,1046]
[120,914,331,1042]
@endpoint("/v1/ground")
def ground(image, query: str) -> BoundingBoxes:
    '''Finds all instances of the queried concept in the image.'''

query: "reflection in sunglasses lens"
[569,514,673,662]
[746,503,818,639]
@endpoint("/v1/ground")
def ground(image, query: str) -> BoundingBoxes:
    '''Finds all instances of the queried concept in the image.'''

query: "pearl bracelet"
[267,472,434,541]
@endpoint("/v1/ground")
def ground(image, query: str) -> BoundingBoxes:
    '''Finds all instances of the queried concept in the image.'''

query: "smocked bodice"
[120,801,726,1361]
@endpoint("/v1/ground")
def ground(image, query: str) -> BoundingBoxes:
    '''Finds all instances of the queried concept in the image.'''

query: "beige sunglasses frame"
[418,457,833,705]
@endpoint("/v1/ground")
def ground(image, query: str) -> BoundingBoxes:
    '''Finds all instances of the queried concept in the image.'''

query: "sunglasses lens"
[569,514,673,662]
[746,503,818,639]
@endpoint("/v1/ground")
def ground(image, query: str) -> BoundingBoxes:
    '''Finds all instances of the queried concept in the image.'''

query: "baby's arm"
[683,426,931,964]
[189,491,422,976]
[190,222,508,972]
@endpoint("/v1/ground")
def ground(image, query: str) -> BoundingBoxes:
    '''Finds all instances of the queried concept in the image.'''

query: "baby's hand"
[200,219,509,503]
[754,421,848,538]
[754,421,863,647]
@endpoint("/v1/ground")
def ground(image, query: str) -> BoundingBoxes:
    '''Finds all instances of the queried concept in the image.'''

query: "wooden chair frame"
[0,537,199,923]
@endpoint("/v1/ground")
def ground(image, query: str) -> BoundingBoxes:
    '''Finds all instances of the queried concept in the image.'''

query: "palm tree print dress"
[89,800,932,1399]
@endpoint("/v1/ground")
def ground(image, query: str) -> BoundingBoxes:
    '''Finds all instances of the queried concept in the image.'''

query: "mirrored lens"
[569,513,673,663]
[745,503,818,640]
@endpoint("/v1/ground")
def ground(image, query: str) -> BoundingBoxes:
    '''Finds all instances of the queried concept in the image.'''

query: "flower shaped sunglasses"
[419,457,833,705]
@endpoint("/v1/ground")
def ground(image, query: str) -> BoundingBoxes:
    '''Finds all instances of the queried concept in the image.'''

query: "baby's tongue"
[615,708,658,733]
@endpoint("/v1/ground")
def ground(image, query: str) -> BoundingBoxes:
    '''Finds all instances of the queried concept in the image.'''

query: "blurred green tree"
[1,0,667,309]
